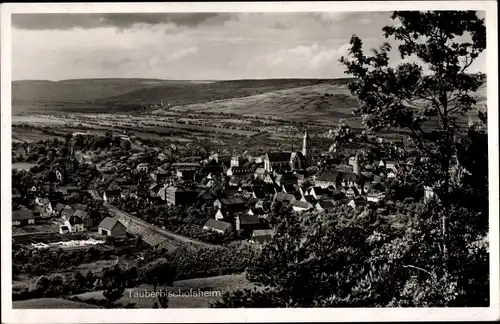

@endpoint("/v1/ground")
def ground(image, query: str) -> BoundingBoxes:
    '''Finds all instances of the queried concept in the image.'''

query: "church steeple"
[302,128,309,160]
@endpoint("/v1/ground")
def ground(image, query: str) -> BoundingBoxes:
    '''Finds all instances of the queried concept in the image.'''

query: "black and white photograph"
[1,1,498,322]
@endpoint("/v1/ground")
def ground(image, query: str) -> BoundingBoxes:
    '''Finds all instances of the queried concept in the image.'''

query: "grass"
[13,298,101,309]
[73,273,253,308]
[170,83,359,123]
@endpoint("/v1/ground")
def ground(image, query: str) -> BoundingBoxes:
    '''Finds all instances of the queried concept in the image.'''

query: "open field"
[13,298,101,309]
[169,83,359,122]
[12,258,138,289]
[73,273,253,308]
[12,78,346,113]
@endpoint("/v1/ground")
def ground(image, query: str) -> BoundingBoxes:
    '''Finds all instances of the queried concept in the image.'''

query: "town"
[13,127,417,246]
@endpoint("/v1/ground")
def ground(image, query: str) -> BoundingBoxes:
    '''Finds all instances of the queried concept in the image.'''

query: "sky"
[11,12,486,81]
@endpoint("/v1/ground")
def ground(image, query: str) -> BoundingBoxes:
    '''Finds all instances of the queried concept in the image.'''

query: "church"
[263,129,309,172]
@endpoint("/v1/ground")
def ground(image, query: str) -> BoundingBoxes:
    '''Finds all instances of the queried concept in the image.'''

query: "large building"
[164,186,198,206]
[263,129,309,172]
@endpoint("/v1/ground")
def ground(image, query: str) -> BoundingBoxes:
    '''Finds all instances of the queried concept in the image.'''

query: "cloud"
[259,43,351,71]
[169,46,199,61]
[12,13,233,30]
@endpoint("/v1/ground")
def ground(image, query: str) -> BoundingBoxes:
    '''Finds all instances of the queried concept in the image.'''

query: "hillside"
[13,298,100,309]
[11,78,181,104]
[103,79,350,107]
[12,78,486,125]
[11,78,350,107]
[166,82,359,122]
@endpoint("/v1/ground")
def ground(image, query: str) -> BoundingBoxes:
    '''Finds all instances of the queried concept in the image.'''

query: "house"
[63,215,85,233]
[214,197,246,214]
[164,186,198,206]
[203,219,232,234]
[315,200,336,212]
[307,187,330,200]
[230,156,244,167]
[12,208,35,226]
[121,188,131,200]
[150,170,169,183]
[208,154,231,165]
[387,171,397,179]
[235,214,260,232]
[348,197,370,209]
[254,155,265,164]
[35,197,53,218]
[229,176,241,187]
[73,209,91,224]
[291,200,313,213]
[176,169,197,181]
[341,172,359,187]
[59,225,70,234]
[250,229,275,245]
[105,180,121,192]
[61,205,75,220]
[274,192,296,203]
[248,207,268,219]
[281,183,296,194]
[254,168,267,180]
[274,172,296,187]
[366,193,386,203]
[254,199,265,209]
[227,166,254,177]
[172,162,201,171]
[57,186,80,196]
[346,186,360,198]
[263,174,274,184]
[295,173,306,185]
[385,161,397,171]
[14,145,28,157]
[315,171,342,188]
[302,194,317,205]
[214,209,226,221]
[264,152,292,172]
[98,217,127,237]
[251,186,266,200]
[103,190,121,203]
[136,163,149,172]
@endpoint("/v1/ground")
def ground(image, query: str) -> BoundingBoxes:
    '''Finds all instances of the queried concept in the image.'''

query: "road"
[103,202,214,247]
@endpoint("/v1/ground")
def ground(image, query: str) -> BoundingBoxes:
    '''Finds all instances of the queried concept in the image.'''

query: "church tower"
[302,128,309,160]
[353,154,361,176]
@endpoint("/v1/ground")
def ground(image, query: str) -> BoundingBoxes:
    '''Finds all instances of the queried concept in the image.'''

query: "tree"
[339,10,486,269]
[212,201,488,308]
[64,133,73,144]
[339,10,485,199]
[101,264,127,308]
[138,258,177,308]
[120,139,131,150]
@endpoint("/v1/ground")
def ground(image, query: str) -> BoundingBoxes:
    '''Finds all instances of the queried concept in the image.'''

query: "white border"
[1,1,498,323]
